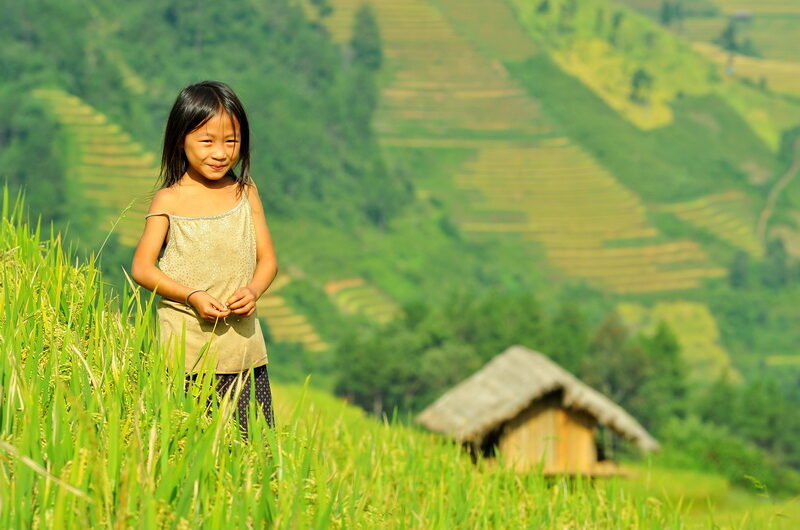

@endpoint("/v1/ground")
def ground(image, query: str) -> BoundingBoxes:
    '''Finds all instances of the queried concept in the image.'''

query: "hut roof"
[415,345,659,452]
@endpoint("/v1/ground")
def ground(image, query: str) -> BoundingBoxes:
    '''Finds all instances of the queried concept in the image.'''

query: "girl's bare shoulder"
[244,181,264,209]
[147,187,180,217]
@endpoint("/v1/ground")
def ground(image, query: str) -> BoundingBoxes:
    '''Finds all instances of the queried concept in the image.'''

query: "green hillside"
[2,189,799,527]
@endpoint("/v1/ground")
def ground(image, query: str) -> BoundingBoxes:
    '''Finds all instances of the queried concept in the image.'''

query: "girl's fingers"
[230,301,255,315]
[227,298,244,310]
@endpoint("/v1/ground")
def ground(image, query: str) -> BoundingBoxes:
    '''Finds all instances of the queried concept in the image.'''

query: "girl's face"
[183,110,241,183]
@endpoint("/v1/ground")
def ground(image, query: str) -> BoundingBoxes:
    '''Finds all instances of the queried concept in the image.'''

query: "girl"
[131,80,278,440]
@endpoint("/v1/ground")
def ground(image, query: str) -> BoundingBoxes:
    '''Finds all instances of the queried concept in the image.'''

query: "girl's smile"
[183,110,241,183]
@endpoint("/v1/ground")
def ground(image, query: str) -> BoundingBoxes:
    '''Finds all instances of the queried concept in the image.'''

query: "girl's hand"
[188,291,231,322]
[225,287,257,317]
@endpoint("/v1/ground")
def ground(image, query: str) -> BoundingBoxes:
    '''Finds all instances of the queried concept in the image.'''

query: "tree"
[537,0,550,14]
[350,4,382,71]
[629,67,654,105]
[609,11,625,47]
[581,311,651,413]
[659,1,674,26]
[728,250,751,289]
[638,321,687,428]
[761,238,789,288]
[544,303,589,373]
[309,0,333,19]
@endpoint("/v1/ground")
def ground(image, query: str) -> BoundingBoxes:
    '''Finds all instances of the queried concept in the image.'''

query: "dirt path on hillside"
[757,137,800,244]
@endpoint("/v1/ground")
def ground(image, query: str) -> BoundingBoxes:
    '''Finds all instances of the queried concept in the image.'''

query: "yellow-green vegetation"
[765,355,800,367]
[659,190,763,257]
[0,189,688,527]
[4,188,799,527]
[324,278,401,324]
[626,464,800,527]
[316,0,551,140]
[509,0,714,130]
[455,144,725,293]
[30,89,332,353]
[320,0,728,294]
[257,274,329,353]
[508,0,800,150]
[712,0,800,15]
[714,73,800,150]
[617,301,739,381]
[693,41,800,98]
[31,88,157,247]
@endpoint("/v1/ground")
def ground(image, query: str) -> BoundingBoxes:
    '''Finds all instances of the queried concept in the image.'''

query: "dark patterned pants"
[185,363,275,441]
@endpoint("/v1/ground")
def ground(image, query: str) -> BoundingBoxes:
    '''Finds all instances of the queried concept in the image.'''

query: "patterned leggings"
[185,363,275,441]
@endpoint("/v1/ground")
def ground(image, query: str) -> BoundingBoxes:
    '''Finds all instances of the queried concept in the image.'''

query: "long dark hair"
[156,81,251,198]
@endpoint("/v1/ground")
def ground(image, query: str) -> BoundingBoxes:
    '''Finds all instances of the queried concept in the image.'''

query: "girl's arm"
[130,190,228,316]
[226,182,278,316]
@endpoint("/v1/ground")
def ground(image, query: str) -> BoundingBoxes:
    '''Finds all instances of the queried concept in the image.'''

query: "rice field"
[319,0,553,140]
[321,0,734,294]
[765,355,800,367]
[10,186,800,527]
[323,278,401,324]
[31,88,158,247]
[659,190,763,257]
[453,145,726,293]
[6,188,800,527]
[693,41,800,98]
[256,293,330,353]
[508,0,716,131]
[31,89,332,354]
[711,0,800,15]
[617,301,739,382]
[0,188,695,528]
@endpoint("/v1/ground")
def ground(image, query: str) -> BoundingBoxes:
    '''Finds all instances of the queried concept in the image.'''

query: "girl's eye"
[226,140,238,143]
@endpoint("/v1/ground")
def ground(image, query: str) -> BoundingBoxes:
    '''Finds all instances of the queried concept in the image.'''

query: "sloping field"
[320,0,552,140]
[256,272,330,352]
[0,194,681,527]
[712,0,800,15]
[6,188,800,527]
[324,277,401,324]
[693,41,800,98]
[320,0,729,293]
[507,0,800,150]
[31,89,331,352]
[508,0,714,130]
[454,144,726,292]
[31,88,157,247]
[617,301,739,381]
[659,190,763,257]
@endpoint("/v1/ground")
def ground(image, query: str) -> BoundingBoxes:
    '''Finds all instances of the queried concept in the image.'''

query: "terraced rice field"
[320,0,728,294]
[617,301,739,381]
[256,273,330,352]
[320,0,552,140]
[711,0,800,15]
[324,277,401,323]
[32,89,331,352]
[693,41,800,98]
[454,144,726,293]
[507,0,716,131]
[765,355,800,367]
[659,190,763,257]
[31,88,157,247]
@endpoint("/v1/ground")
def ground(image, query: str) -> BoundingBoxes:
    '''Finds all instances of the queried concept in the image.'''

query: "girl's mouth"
[208,164,227,171]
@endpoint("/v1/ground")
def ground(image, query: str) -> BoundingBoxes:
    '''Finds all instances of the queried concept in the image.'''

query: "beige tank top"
[145,193,268,374]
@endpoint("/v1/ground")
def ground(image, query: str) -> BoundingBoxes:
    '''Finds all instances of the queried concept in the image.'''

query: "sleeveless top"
[145,193,268,374]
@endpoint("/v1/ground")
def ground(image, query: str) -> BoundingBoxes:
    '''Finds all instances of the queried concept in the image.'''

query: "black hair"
[156,80,251,197]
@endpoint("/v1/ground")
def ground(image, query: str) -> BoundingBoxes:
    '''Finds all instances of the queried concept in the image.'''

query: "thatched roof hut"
[416,345,659,474]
